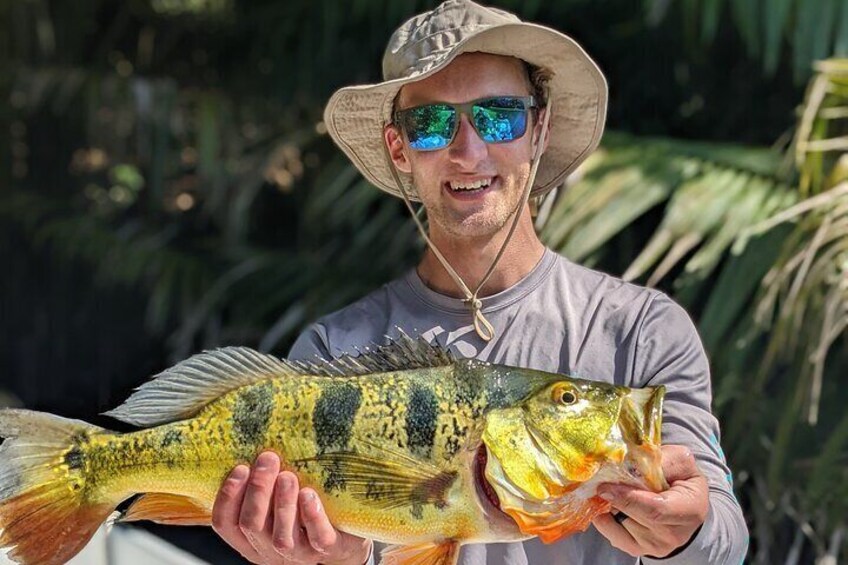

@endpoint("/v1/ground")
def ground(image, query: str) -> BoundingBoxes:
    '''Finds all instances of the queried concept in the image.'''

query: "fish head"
[480,370,666,542]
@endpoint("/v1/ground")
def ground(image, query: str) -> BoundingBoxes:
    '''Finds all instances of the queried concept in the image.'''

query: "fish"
[0,333,666,565]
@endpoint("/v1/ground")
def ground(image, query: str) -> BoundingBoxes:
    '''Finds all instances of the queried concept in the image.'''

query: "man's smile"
[443,175,499,201]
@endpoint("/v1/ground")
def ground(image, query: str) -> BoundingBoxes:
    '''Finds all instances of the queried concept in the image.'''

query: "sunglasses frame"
[393,95,537,151]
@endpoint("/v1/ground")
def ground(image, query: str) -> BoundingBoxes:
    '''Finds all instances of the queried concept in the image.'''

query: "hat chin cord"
[384,94,552,342]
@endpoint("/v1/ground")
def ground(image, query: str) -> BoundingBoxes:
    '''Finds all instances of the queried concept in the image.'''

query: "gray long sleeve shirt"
[289,248,749,564]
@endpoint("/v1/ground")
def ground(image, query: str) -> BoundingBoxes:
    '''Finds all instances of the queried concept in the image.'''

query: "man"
[210,1,748,563]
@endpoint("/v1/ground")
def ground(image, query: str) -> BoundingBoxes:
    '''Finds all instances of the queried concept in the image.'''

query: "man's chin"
[436,215,508,239]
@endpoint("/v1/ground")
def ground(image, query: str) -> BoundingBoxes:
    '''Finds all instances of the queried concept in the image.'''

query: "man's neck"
[416,208,546,298]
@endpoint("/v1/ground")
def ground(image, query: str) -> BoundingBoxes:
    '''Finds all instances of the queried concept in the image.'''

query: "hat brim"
[323,22,608,201]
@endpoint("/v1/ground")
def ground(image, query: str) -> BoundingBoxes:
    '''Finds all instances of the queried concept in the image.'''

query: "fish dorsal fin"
[104,331,453,427]
[103,347,300,427]
[290,329,454,377]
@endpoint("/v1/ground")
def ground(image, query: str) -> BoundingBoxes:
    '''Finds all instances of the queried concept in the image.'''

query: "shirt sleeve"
[632,293,749,565]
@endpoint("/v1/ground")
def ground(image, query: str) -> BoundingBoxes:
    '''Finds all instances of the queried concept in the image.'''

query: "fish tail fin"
[0,409,115,565]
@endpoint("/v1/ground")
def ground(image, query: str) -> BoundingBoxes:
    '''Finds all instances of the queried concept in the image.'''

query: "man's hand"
[592,445,709,559]
[212,451,372,565]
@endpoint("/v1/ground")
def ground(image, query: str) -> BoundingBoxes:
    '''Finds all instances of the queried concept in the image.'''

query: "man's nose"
[448,114,487,168]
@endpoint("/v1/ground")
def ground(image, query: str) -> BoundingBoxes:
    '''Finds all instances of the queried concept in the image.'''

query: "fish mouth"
[619,385,668,491]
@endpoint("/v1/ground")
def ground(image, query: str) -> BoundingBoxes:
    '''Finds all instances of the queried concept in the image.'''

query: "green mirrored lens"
[473,98,528,143]
[402,105,456,150]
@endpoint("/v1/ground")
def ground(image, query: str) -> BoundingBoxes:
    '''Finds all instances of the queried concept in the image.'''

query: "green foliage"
[649,0,848,80]
[3,1,848,562]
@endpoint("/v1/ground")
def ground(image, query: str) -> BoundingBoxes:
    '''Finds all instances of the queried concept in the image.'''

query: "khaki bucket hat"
[323,0,608,201]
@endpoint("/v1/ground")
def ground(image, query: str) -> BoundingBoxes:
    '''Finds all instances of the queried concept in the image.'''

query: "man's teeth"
[449,178,492,191]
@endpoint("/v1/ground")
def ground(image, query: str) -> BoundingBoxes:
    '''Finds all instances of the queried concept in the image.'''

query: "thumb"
[661,445,700,483]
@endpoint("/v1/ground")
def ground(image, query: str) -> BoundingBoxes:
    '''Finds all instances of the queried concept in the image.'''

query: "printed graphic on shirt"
[420,324,480,358]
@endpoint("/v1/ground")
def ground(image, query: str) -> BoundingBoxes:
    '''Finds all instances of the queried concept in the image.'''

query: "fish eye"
[552,385,578,405]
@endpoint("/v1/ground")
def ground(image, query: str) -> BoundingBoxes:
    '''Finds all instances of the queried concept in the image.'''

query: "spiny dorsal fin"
[291,329,455,376]
[104,330,454,428]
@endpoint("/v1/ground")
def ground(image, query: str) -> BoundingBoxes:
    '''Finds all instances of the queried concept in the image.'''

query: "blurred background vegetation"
[1,0,847,563]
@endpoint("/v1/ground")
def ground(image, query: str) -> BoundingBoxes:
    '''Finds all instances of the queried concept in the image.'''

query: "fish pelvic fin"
[0,409,115,565]
[121,493,212,526]
[380,540,460,565]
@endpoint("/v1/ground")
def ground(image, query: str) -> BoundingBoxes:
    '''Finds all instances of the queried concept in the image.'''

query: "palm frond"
[540,132,794,292]
[650,0,848,80]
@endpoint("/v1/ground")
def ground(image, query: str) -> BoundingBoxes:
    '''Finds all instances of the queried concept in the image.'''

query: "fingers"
[593,512,676,558]
[239,452,282,551]
[599,485,677,525]
[212,464,263,563]
[286,482,371,564]
[592,513,641,557]
[598,446,707,526]
[212,455,373,565]
[299,488,338,554]
[594,443,711,558]
[271,471,301,553]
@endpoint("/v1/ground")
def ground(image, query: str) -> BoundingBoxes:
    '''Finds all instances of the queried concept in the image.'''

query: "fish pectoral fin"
[380,541,460,565]
[301,452,457,510]
[121,493,212,526]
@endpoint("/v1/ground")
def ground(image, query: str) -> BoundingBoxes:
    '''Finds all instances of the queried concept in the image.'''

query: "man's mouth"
[444,176,497,198]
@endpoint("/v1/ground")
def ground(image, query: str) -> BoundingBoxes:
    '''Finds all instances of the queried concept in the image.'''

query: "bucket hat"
[323,0,608,201]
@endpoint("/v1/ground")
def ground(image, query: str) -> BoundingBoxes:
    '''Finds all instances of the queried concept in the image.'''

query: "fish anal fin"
[122,493,212,526]
[301,452,457,511]
[380,540,460,565]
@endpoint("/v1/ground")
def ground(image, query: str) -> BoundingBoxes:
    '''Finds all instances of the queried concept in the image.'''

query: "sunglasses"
[393,95,537,151]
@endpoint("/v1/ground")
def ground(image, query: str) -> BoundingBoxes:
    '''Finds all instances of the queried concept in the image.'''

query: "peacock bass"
[0,334,666,565]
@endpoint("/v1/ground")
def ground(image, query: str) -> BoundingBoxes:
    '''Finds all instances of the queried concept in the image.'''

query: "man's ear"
[533,106,552,154]
[384,124,412,174]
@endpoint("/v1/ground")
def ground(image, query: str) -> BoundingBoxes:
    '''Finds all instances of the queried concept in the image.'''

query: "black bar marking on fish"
[451,362,481,406]
[313,383,362,454]
[233,381,275,446]
[160,429,183,448]
[406,385,438,458]
[485,382,509,409]
[64,445,84,471]
[314,384,362,491]
[63,431,89,471]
